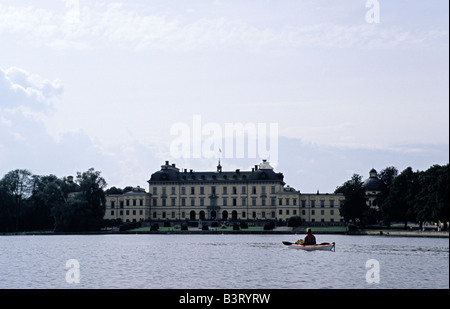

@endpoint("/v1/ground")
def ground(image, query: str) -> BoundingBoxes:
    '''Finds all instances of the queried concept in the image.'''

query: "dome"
[362,169,384,192]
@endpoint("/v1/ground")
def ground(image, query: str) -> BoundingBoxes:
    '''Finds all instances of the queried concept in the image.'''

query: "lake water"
[0,234,448,289]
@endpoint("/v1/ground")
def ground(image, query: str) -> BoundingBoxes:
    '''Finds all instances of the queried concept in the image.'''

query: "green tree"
[0,178,15,232]
[414,164,449,230]
[335,174,368,226]
[0,169,33,232]
[53,168,107,232]
[382,167,418,229]
[378,166,398,226]
[24,175,65,231]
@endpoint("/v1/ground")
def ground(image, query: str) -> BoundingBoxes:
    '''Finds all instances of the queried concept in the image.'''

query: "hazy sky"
[1,0,448,192]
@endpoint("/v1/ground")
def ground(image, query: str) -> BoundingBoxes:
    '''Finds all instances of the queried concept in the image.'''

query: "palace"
[104,160,347,225]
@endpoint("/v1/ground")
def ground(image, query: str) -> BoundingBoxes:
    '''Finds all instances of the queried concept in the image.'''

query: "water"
[0,234,448,289]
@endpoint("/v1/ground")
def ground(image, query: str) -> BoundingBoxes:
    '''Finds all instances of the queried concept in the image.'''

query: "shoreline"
[1,229,448,238]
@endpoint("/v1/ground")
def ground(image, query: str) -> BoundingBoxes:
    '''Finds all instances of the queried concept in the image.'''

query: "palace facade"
[104,160,346,225]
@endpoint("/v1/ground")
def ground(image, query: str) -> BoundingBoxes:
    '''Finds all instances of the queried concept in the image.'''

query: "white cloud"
[0,2,446,53]
[0,67,63,110]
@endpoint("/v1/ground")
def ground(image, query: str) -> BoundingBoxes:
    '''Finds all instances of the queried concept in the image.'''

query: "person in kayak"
[303,228,316,245]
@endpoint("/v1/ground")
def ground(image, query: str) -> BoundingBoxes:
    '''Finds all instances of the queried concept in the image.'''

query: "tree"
[382,167,418,229]
[287,216,302,227]
[434,164,449,230]
[24,175,65,231]
[335,174,368,225]
[0,169,33,232]
[378,166,398,226]
[52,168,107,232]
[414,164,449,230]
[0,178,15,232]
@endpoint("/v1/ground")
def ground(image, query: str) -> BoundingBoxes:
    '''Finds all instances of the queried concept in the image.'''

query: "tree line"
[0,168,107,233]
[1,163,448,233]
[335,164,449,230]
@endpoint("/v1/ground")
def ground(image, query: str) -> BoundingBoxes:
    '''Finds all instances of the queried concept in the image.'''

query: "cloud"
[0,67,63,110]
[0,2,446,52]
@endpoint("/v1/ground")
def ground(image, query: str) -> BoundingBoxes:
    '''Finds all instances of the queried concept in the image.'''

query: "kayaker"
[303,228,316,245]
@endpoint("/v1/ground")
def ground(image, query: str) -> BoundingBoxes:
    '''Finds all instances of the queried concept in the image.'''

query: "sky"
[0,0,448,193]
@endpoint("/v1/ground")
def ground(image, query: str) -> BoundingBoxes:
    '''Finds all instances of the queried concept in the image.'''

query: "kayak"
[282,241,335,251]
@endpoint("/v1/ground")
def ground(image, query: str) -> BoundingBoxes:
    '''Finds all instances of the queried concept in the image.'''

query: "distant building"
[104,160,345,225]
[104,186,150,223]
